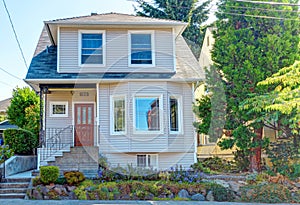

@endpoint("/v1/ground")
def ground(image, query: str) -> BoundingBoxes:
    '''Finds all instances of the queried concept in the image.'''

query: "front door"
[74,103,94,146]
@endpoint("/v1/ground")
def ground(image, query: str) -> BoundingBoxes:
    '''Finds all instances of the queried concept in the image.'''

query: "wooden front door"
[74,103,94,146]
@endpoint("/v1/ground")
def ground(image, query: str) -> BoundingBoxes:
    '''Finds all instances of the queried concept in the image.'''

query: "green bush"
[0,145,14,163]
[64,171,85,185]
[241,183,292,203]
[211,184,235,202]
[40,166,59,185]
[4,128,38,155]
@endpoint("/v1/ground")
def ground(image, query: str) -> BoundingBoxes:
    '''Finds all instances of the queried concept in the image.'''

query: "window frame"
[50,101,68,117]
[128,30,155,67]
[169,95,183,134]
[110,95,127,135]
[136,154,158,169]
[133,94,163,134]
[78,30,106,67]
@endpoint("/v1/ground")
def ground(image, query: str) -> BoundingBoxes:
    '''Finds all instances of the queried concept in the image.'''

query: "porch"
[37,84,100,174]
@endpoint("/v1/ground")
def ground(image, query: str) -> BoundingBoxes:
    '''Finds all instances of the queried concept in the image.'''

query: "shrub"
[210,184,235,202]
[32,176,42,186]
[40,166,59,185]
[4,128,38,155]
[241,183,292,203]
[0,145,14,163]
[64,171,85,185]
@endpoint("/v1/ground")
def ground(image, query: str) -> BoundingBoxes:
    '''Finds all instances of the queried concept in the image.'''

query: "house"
[0,98,17,144]
[25,13,205,175]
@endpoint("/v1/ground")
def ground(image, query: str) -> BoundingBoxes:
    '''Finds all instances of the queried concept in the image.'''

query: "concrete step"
[0,188,27,194]
[1,178,31,183]
[0,193,26,199]
[0,182,29,189]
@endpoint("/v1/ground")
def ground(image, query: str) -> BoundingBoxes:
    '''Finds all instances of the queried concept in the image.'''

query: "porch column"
[39,86,44,148]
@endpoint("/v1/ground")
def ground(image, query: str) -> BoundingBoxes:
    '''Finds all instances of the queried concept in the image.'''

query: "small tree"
[5,87,39,155]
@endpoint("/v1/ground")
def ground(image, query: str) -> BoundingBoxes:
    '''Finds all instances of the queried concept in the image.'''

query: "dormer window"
[129,31,155,66]
[79,30,105,66]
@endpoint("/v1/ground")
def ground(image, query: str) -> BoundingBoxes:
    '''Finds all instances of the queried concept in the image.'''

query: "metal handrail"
[40,125,73,161]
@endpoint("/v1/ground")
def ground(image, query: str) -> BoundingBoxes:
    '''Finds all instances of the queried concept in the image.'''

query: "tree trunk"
[250,127,263,172]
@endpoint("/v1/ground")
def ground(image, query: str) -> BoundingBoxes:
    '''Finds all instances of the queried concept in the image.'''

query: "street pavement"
[0,200,297,205]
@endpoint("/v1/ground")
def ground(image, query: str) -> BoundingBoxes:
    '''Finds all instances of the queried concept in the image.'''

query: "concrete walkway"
[0,200,297,205]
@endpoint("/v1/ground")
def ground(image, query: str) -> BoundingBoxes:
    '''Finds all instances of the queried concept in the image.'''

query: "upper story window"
[129,31,155,66]
[79,30,105,66]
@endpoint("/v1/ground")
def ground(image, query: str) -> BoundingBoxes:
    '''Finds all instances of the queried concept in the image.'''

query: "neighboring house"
[0,98,11,116]
[0,120,18,144]
[196,27,236,160]
[0,98,17,144]
[25,13,205,174]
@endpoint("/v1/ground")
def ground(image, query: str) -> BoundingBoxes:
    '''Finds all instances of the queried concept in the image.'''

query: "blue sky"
[0,0,136,100]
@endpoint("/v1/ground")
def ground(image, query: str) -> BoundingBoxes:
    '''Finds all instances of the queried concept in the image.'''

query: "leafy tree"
[7,87,40,133]
[242,61,300,175]
[211,0,300,171]
[5,87,40,154]
[0,115,6,122]
[133,0,210,57]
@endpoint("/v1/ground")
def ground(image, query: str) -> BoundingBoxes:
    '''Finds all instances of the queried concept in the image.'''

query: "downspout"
[192,83,197,163]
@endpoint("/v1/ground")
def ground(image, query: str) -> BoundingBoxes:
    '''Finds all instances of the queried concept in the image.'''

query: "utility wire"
[0,81,14,88]
[0,67,23,81]
[2,0,28,69]
[233,0,300,6]
[224,5,300,13]
[222,11,300,21]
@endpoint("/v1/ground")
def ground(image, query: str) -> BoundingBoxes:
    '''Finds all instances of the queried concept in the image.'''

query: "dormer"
[44,13,187,73]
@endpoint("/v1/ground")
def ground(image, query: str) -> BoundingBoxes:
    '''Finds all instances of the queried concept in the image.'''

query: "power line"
[233,0,300,6]
[0,67,23,81]
[0,81,14,88]
[222,11,300,21]
[224,5,300,13]
[2,0,28,69]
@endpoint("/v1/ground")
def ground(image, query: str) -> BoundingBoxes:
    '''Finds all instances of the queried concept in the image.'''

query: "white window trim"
[78,30,106,67]
[169,95,183,134]
[128,30,155,67]
[50,101,68,117]
[110,95,127,135]
[133,94,163,134]
[136,154,158,170]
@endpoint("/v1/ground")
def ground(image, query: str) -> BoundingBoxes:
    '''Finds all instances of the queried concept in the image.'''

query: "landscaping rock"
[40,186,49,196]
[214,180,230,188]
[67,185,76,192]
[178,189,190,198]
[54,187,62,195]
[120,194,130,200]
[32,189,43,200]
[206,190,214,201]
[295,183,300,188]
[167,193,175,199]
[191,193,205,201]
[228,181,242,193]
[145,193,154,200]
[69,191,77,200]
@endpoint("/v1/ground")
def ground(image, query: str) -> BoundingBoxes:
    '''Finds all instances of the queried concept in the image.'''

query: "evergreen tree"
[211,0,300,170]
[133,0,210,57]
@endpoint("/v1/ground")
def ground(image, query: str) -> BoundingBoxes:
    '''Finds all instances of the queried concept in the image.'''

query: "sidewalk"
[0,200,297,205]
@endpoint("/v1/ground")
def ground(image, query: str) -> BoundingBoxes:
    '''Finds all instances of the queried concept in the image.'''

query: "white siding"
[98,82,195,154]
[104,152,195,170]
[58,28,174,73]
